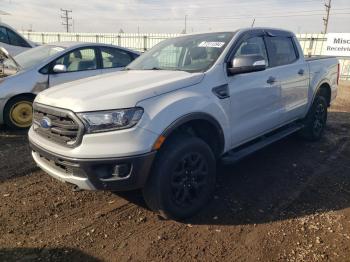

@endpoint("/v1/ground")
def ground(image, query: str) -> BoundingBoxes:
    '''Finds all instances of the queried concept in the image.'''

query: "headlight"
[78,107,144,133]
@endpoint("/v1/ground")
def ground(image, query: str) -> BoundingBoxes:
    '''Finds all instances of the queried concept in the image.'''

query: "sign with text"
[325,33,350,57]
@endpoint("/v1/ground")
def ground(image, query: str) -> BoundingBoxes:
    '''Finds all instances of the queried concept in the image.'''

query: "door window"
[101,47,133,68]
[234,36,269,66]
[0,27,9,44]
[7,29,30,47]
[266,37,298,67]
[54,48,97,72]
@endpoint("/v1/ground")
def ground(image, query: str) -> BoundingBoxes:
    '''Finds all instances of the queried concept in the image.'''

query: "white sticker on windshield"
[198,41,225,48]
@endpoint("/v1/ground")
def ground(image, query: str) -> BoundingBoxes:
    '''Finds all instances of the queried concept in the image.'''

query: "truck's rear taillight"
[337,63,340,86]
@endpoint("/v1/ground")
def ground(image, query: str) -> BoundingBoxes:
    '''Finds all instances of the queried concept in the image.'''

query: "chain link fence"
[20,31,350,80]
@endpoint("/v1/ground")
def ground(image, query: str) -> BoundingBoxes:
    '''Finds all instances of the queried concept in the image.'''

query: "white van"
[0,22,36,56]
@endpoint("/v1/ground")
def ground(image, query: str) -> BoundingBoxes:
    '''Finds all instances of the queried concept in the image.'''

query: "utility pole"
[323,0,331,34]
[184,15,187,34]
[60,8,72,33]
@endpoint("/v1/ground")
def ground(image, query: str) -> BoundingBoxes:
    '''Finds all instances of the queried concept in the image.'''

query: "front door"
[227,35,283,148]
[49,47,100,87]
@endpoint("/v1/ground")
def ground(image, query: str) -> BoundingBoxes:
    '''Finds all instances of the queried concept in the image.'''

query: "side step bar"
[221,123,303,165]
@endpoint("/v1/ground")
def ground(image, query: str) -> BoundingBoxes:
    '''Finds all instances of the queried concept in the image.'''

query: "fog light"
[112,163,131,178]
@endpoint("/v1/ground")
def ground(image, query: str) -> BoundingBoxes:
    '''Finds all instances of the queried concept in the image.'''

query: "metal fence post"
[57,33,60,42]
[143,35,147,51]
[118,35,121,46]
[41,33,45,44]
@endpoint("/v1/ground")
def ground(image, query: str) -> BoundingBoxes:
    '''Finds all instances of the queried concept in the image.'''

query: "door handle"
[266,76,276,85]
[298,69,305,75]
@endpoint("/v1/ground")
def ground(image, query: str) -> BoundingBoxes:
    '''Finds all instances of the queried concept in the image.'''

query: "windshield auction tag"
[198,41,225,48]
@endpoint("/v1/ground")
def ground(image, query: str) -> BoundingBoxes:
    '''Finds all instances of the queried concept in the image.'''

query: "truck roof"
[181,28,296,38]
[238,27,296,37]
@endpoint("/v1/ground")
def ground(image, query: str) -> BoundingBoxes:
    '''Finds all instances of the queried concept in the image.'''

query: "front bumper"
[30,141,156,191]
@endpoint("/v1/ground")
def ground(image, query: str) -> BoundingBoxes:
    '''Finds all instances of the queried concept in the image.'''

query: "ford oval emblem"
[40,117,52,129]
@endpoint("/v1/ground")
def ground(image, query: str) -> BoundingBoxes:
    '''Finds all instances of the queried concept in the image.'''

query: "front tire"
[299,94,328,141]
[4,95,34,130]
[143,134,216,220]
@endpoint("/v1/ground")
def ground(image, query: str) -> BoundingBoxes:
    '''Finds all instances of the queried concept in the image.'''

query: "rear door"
[49,47,100,87]
[227,32,284,147]
[99,46,137,74]
[265,35,309,122]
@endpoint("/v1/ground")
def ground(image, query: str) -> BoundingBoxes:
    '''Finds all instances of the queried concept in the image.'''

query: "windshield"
[4,45,65,70]
[127,32,234,73]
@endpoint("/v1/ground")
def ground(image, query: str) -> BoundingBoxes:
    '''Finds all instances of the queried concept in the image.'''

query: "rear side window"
[0,27,9,44]
[266,37,298,67]
[100,47,133,68]
[7,29,30,47]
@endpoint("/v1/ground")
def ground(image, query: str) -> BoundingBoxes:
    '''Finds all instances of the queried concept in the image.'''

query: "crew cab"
[29,28,339,220]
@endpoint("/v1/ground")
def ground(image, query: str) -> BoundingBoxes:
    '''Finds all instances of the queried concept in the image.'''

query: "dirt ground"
[0,83,349,262]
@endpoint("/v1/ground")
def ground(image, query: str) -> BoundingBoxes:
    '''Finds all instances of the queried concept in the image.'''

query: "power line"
[103,7,350,22]
[60,8,72,33]
[114,0,324,10]
[110,11,350,22]
[323,0,331,33]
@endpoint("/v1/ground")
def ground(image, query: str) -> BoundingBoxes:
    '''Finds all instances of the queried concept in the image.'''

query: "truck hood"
[36,70,205,112]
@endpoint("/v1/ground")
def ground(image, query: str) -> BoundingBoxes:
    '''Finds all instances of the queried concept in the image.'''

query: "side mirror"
[53,64,67,73]
[228,55,266,75]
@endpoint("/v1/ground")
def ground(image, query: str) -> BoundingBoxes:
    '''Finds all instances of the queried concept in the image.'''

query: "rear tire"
[143,133,216,220]
[299,94,328,141]
[4,95,34,130]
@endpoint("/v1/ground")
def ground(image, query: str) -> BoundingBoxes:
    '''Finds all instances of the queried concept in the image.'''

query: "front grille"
[33,103,84,147]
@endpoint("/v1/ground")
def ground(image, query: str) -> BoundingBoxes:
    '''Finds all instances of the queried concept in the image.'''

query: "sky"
[1,0,350,34]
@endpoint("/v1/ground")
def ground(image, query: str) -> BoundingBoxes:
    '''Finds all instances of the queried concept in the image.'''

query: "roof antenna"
[251,18,256,28]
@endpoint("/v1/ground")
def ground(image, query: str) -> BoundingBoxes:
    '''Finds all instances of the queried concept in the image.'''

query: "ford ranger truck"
[29,28,339,220]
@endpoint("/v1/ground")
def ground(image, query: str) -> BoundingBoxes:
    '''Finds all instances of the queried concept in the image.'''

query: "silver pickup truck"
[29,28,339,220]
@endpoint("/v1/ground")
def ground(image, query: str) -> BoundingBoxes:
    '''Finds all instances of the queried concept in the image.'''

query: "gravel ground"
[0,83,349,262]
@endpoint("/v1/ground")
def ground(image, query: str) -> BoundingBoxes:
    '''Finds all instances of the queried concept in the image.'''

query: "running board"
[221,123,303,165]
